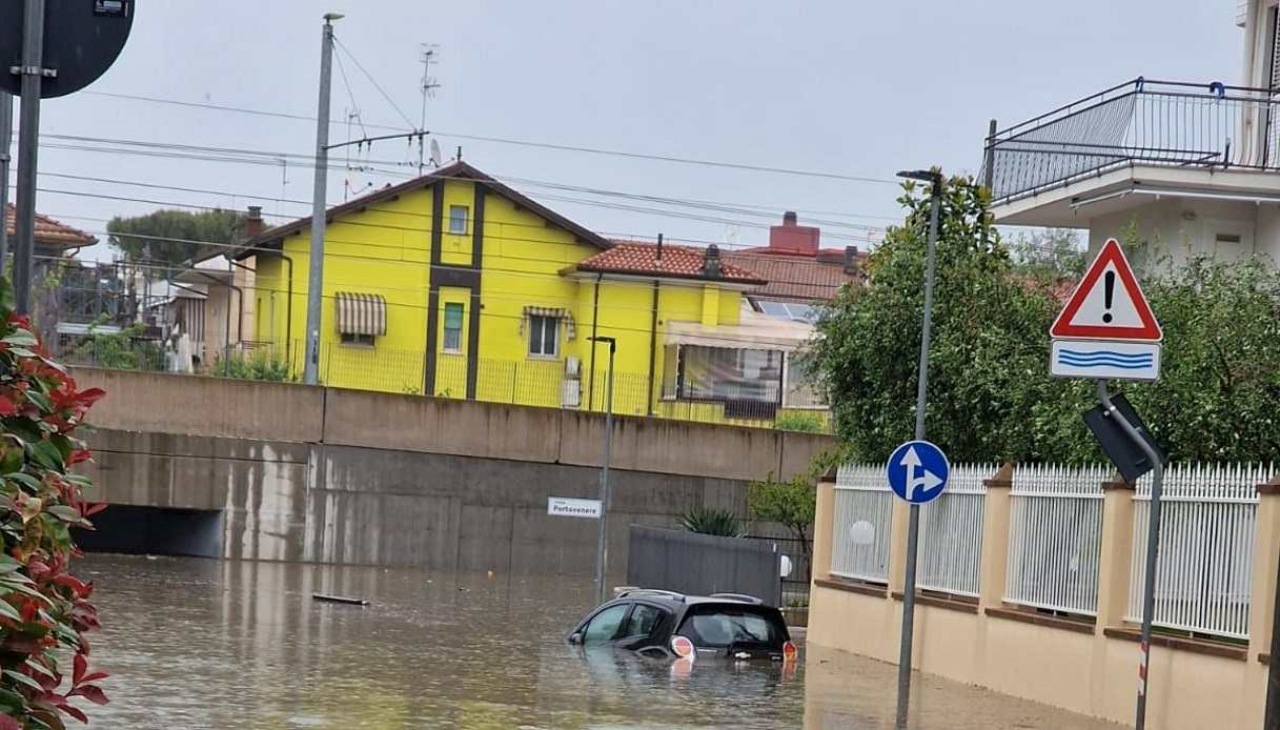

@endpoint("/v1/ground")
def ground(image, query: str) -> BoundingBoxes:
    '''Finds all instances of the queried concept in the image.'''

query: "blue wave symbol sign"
[1058,349,1154,370]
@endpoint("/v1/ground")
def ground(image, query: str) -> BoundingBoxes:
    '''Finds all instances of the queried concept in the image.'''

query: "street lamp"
[892,167,944,730]
[589,336,617,605]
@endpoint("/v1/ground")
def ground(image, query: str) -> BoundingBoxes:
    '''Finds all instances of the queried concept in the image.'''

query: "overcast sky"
[15,1,1243,261]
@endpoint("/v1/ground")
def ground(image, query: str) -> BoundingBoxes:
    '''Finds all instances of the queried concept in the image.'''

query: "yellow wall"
[251,176,757,421]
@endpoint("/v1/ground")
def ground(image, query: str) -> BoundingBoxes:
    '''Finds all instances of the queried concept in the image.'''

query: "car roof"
[609,589,775,608]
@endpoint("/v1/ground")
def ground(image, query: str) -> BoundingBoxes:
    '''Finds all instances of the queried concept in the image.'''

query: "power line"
[333,37,417,130]
[77,89,899,184]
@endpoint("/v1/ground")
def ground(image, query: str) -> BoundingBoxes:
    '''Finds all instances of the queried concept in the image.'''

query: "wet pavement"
[81,555,1120,729]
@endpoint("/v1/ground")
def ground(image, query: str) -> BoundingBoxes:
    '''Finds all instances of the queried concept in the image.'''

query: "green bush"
[68,325,164,371]
[773,411,827,433]
[678,507,745,538]
[216,352,295,382]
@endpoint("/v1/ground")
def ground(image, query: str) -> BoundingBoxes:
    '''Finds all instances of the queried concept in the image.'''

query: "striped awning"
[522,306,575,340]
[336,292,387,336]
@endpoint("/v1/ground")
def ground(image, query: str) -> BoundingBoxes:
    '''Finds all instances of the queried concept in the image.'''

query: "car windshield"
[675,604,786,648]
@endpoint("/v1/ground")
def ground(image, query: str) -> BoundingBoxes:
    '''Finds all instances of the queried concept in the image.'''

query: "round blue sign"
[885,440,951,505]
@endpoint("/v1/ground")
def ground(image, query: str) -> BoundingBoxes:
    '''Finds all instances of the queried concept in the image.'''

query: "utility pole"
[0,91,13,276]
[590,335,617,605]
[417,44,440,177]
[893,168,944,730]
[13,0,45,314]
[303,12,342,385]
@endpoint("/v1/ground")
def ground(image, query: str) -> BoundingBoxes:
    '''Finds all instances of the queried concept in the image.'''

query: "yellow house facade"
[239,161,817,425]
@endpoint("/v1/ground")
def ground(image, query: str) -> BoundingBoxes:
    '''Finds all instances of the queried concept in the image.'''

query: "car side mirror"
[569,633,583,645]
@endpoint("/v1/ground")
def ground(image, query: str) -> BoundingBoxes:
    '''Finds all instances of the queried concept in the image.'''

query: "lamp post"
[893,168,944,730]
[590,335,617,605]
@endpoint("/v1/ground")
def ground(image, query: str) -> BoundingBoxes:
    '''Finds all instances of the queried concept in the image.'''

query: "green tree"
[748,450,844,582]
[107,209,246,271]
[1009,227,1086,280]
[810,175,1083,463]
[810,175,1280,465]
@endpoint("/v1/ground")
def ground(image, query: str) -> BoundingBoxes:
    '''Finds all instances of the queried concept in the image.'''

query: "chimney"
[768,211,820,255]
[844,245,860,275]
[702,244,722,278]
[244,206,265,240]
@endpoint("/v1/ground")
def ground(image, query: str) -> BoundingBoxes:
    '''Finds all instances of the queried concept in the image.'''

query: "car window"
[619,603,666,640]
[582,604,629,644]
[676,605,786,648]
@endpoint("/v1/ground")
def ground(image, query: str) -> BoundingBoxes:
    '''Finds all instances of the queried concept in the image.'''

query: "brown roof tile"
[3,205,97,249]
[578,241,765,284]
[722,251,861,302]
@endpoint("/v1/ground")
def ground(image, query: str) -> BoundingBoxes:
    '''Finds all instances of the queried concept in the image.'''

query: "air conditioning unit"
[562,356,582,408]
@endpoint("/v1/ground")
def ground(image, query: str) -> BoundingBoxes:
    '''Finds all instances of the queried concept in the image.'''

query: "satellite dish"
[429,139,443,168]
[0,0,136,99]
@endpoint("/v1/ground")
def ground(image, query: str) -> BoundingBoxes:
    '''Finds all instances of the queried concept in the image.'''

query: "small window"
[582,604,629,644]
[341,333,375,347]
[528,315,560,358]
[620,603,666,640]
[443,302,464,353]
[448,205,469,235]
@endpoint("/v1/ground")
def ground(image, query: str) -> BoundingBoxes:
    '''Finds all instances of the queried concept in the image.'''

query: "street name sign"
[1050,239,1162,381]
[547,497,602,519]
[886,440,950,506]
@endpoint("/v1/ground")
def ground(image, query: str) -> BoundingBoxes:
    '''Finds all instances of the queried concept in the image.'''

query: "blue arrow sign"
[886,440,950,505]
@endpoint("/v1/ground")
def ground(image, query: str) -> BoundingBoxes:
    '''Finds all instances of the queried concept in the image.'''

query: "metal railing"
[917,465,993,597]
[1127,463,1271,640]
[830,465,895,583]
[1004,464,1110,617]
[985,78,1280,203]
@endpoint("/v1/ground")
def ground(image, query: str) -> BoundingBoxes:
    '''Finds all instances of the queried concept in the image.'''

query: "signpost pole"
[13,0,44,315]
[895,170,942,730]
[1096,379,1165,730]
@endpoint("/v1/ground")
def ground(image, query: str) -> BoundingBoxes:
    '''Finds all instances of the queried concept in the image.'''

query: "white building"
[984,1,1280,268]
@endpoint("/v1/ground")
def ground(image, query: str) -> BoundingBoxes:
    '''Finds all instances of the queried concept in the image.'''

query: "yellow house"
[239,160,816,425]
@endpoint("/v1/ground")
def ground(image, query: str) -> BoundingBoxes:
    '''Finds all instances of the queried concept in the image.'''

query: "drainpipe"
[646,279,659,416]
[588,272,602,411]
[645,234,663,416]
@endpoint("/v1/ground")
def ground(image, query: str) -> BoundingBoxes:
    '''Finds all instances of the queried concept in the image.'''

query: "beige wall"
[69,367,832,483]
[808,476,1274,729]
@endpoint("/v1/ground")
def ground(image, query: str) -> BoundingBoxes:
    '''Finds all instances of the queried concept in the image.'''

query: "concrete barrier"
[71,368,833,483]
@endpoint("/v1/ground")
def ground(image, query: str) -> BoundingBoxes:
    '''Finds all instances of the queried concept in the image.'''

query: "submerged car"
[566,589,798,663]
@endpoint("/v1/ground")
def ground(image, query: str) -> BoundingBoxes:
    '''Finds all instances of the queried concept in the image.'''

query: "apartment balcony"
[984,78,1280,227]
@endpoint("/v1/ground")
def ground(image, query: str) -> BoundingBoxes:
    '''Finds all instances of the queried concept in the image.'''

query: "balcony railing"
[984,78,1280,204]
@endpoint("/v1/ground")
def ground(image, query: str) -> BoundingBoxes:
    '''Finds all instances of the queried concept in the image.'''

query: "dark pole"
[895,169,943,730]
[1266,551,1280,728]
[13,0,45,314]
[0,92,12,277]
[591,335,616,605]
[1097,379,1165,730]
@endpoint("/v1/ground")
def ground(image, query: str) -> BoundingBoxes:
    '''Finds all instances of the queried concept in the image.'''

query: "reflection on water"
[83,555,1118,729]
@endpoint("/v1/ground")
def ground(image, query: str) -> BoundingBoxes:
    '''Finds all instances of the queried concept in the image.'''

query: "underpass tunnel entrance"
[75,505,224,559]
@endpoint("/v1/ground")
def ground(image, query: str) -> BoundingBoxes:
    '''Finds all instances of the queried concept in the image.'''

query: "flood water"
[80,555,1119,729]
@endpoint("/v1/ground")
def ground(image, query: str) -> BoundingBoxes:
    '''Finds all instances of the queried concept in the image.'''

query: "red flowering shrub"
[0,292,108,729]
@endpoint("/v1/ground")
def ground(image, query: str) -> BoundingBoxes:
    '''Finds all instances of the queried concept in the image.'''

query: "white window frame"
[528,315,560,358]
[448,205,469,235]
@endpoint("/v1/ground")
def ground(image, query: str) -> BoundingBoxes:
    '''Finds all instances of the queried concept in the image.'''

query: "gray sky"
[21,1,1242,261]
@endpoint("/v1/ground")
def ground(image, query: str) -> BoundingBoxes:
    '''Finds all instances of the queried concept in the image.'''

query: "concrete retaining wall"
[73,368,831,483]
[82,428,762,579]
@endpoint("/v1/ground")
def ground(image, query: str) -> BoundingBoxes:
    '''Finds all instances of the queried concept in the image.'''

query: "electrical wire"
[76,89,898,184]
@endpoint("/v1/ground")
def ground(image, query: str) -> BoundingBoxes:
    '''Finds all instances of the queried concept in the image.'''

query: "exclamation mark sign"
[1102,271,1115,324]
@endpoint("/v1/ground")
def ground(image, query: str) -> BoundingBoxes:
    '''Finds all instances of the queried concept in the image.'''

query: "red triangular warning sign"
[1051,239,1162,341]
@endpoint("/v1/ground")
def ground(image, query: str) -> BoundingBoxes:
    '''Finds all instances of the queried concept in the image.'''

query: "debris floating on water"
[311,593,369,607]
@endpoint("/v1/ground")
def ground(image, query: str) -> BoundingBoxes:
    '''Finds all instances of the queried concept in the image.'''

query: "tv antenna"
[429,139,443,168]
[418,44,441,176]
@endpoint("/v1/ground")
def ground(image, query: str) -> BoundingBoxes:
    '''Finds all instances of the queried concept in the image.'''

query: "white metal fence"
[1005,464,1110,616]
[917,465,993,597]
[1127,463,1270,640]
[831,465,894,583]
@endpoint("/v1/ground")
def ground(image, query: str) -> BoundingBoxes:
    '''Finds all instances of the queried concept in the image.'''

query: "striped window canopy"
[521,306,575,340]
[335,292,388,337]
